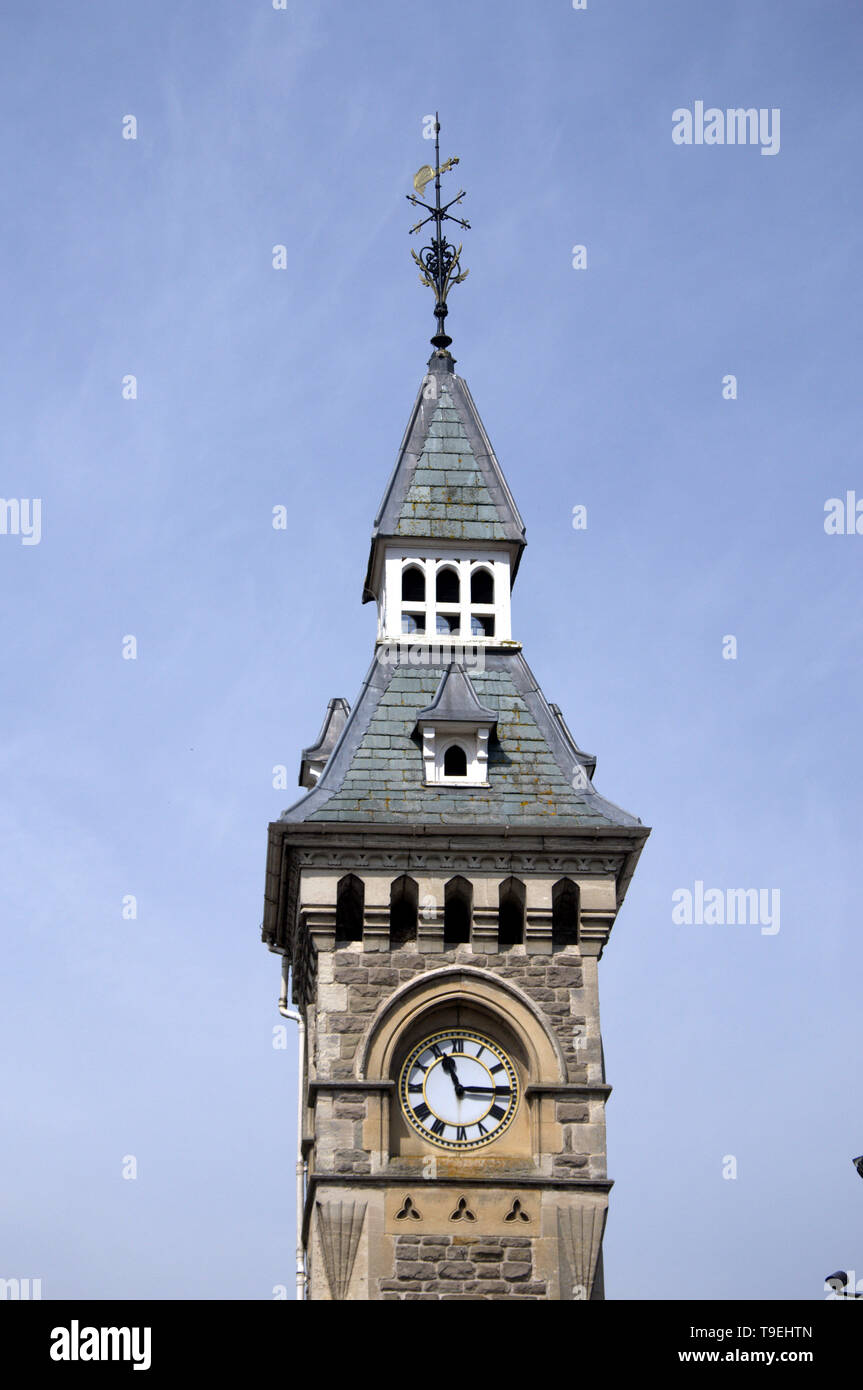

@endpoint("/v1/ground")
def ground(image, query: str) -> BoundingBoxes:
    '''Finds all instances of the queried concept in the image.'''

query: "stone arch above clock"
[359,968,567,1163]
[359,967,567,1085]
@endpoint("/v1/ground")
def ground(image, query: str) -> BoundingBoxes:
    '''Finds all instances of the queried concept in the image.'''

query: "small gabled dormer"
[414,662,497,787]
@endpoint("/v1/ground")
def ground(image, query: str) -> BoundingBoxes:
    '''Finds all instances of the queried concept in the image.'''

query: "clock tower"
[261,123,648,1301]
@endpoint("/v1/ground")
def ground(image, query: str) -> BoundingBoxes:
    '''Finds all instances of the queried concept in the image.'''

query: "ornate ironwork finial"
[407,113,470,352]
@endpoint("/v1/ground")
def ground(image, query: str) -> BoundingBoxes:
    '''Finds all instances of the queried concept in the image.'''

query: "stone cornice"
[308,1080,395,1099]
[526,1084,612,1099]
[271,820,648,844]
[263,821,649,954]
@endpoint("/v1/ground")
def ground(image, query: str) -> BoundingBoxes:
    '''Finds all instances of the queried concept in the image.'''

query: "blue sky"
[1,0,861,1300]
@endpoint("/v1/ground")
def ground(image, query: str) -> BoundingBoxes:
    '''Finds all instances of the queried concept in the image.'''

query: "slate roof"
[363,352,526,602]
[280,352,641,833]
[279,651,640,829]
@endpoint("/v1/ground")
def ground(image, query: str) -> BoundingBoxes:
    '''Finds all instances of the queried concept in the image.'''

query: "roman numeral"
[476,1120,487,1136]
[490,1063,505,1074]
[429,1043,443,1058]
[408,1083,423,1094]
[456,1126,467,1141]
[494,1087,511,1097]
[431,1117,446,1137]
[414,1102,430,1121]
[489,1104,505,1121]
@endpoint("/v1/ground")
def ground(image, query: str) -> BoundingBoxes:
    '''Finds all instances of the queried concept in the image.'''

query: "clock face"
[398,1029,519,1151]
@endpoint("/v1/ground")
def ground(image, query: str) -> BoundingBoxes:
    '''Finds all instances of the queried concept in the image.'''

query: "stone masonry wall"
[380,1234,546,1300]
[320,944,587,1082]
[311,940,601,1181]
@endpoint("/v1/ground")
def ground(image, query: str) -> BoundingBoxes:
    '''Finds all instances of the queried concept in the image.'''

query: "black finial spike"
[407,113,470,353]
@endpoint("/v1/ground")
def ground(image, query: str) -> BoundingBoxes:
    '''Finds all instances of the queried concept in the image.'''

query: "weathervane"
[407,113,470,352]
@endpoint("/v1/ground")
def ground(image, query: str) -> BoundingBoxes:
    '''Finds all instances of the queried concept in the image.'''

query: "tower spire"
[407,113,470,352]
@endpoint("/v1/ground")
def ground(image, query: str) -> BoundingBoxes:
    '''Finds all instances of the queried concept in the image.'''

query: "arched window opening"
[335,874,364,944]
[498,876,525,948]
[552,879,579,949]
[444,876,472,945]
[443,743,468,778]
[402,565,425,603]
[435,567,460,604]
[390,875,418,947]
[470,568,494,605]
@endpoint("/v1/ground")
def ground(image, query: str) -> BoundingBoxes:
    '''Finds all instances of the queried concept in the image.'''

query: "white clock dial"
[398,1029,519,1151]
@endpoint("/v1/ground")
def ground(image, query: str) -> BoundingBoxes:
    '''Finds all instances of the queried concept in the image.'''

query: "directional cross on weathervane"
[407,113,470,351]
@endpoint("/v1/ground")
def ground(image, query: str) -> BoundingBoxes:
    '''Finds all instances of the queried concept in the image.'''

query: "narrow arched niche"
[335,874,364,944]
[552,878,580,950]
[390,874,418,947]
[498,876,525,948]
[444,876,472,945]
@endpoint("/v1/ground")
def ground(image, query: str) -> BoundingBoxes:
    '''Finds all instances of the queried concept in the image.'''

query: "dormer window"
[415,663,497,788]
[425,726,489,785]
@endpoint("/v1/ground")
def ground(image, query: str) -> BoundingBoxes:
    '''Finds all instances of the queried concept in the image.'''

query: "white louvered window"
[380,551,512,645]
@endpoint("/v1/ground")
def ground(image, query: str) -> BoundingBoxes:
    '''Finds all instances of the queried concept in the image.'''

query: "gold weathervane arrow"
[412,157,459,201]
